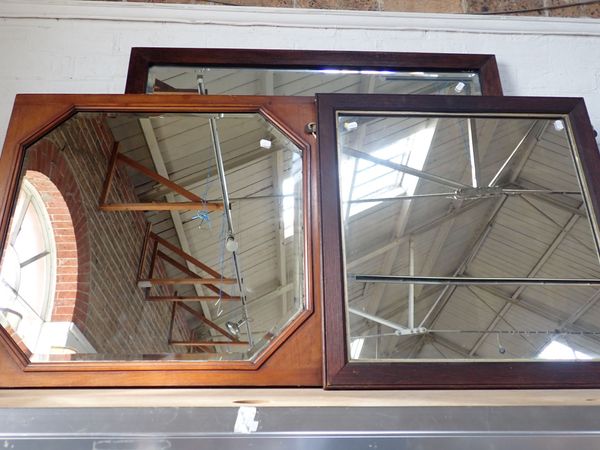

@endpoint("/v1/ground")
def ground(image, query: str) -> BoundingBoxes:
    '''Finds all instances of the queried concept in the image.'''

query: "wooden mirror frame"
[317,93,600,389]
[124,48,504,96]
[0,94,321,387]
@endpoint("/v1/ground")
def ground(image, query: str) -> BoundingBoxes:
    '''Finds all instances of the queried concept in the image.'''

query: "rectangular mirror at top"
[0,110,305,363]
[147,66,482,97]
[338,113,600,362]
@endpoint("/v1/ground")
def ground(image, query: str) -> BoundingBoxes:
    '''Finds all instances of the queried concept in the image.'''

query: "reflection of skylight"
[537,340,593,360]
[350,338,365,359]
[341,120,437,218]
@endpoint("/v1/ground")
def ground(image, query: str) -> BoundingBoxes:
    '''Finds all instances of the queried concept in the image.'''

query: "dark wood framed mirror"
[124,48,503,97]
[318,93,600,389]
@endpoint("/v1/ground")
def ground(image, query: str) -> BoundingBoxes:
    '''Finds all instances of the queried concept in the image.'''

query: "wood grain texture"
[2,388,600,408]
[317,93,600,389]
[124,48,504,96]
[0,94,321,387]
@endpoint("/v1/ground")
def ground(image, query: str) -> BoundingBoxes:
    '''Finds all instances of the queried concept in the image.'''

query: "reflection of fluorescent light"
[553,120,565,131]
[409,72,439,78]
[320,69,396,75]
[260,139,272,149]
[350,338,365,359]
[454,82,466,93]
[343,121,358,131]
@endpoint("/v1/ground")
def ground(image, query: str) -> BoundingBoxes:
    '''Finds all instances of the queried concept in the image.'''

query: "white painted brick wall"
[1,1,600,147]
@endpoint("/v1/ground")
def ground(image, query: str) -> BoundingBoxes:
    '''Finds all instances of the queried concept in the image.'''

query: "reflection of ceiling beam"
[412,119,498,300]
[263,70,290,318]
[362,119,434,319]
[407,121,547,358]
[466,211,581,356]
[404,200,505,358]
[272,150,288,317]
[530,289,600,356]
[344,147,468,190]
[139,118,215,331]
[471,284,600,348]
[144,149,275,202]
[510,181,585,217]
[346,198,486,270]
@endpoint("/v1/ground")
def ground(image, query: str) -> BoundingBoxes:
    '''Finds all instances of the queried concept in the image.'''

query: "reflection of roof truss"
[348,117,600,358]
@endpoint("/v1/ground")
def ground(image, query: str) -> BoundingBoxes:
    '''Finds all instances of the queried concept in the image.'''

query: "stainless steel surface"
[2,406,600,449]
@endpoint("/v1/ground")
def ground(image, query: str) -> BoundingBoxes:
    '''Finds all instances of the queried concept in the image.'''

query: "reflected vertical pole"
[408,237,415,330]
[198,74,253,346]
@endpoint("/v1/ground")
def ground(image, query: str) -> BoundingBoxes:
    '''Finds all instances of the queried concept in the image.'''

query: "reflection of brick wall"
[25,114,189,355]
[24,148,90,333]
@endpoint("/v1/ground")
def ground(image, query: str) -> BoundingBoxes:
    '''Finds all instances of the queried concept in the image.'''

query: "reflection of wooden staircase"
[98,142,245,352]
[99,142,224,212]
[136,225,247,351]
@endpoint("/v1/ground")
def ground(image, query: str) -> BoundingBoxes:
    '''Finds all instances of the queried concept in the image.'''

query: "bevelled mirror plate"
[0,110,305,363]
[148,66,482,97]
[337,113,600,362]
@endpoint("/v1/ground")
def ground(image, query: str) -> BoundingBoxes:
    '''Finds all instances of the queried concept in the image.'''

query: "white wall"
[1,0,600,147]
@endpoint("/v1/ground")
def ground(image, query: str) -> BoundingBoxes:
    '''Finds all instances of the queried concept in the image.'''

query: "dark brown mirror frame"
[124,48,504,96]
[0,94,321,388]
[318,93,600,389]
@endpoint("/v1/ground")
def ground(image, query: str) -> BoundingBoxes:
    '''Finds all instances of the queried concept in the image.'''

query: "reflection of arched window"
[0,171,95,358]
[0,178,56,350]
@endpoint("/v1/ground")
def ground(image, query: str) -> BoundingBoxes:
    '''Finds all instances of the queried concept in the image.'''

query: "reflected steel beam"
[346,198,486,270]
[467,118,481,188]
[467,212,582,356]
[488,120,540,187]
[349,307,425,336]
[344,147,468,190]
[200,75,253,346]
[347,189,580,204]
[408,122,550,358]
[352,274,600,286]
[471,284,600,347]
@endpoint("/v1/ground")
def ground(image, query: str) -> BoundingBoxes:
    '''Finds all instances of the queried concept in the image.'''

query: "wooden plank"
[169,341,250,346]
[177,302,240,341]
[4,388,600,408]
[147,296,241,302]
[117,153,205,203]
[98,141,120,206]
[99,202,223,211]
[136,222,153,281]
[139,278,236,285]
[155,250,233,298]
[151,232,226,280]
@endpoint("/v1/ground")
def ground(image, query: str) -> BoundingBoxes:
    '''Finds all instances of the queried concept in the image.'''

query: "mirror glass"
[338,113,600,361]
[147,66,482,96]
[0,111,305,362]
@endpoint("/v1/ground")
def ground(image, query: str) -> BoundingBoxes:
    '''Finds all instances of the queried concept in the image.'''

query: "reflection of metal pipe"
[408,238,415,329]
[0,307,23,321]
[348,307,426,336]
[352,274,600,286]
[345,189,580,204]
[208,117,253,346]
[344,147,468,190]
[488,121,538,187]
[199,75,253,346]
